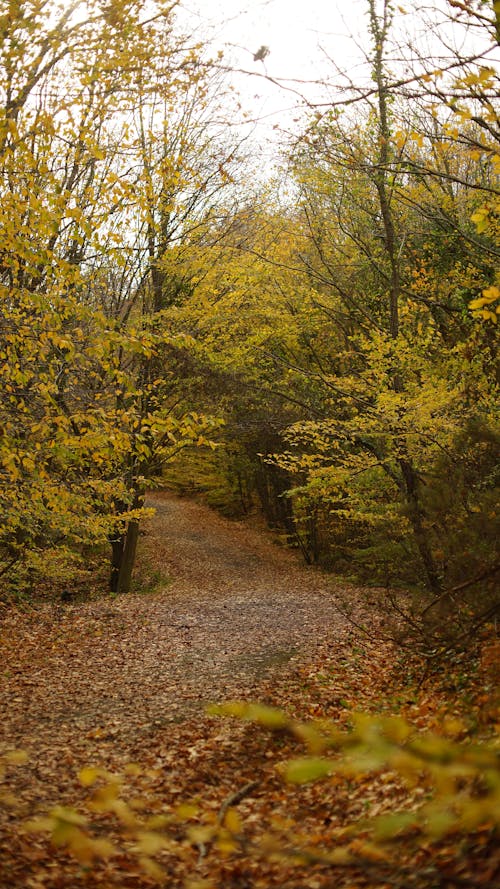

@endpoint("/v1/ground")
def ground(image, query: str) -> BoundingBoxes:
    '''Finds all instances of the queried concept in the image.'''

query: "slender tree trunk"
[109,489,144,594]
[368,0,441,594]
[116,519,140,594]
[399,458,441,593]
[109,532,125,593]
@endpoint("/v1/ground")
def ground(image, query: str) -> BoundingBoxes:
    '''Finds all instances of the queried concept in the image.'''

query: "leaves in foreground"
[2,702,499,887]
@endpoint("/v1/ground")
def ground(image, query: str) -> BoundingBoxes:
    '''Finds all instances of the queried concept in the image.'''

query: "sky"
[184,0,368,76]
[177,0,499,157]
[180,0,371,122]
[180,0,499,91]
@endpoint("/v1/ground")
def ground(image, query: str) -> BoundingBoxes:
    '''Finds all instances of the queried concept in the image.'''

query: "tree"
[158,0,499,642]
[0,0,236,596]
[264,0,499,634]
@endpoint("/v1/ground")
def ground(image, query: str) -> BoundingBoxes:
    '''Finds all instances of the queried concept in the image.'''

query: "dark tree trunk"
[116,519,140,594]
[109,533,125,593]
[399,458,441,594]
[109,487,144,594]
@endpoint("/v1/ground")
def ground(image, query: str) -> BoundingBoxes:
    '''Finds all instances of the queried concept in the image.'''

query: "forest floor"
[0,492,498,889]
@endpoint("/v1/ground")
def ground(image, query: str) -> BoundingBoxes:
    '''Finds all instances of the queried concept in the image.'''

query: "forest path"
[0,491,359,816]
[1,498,495,889]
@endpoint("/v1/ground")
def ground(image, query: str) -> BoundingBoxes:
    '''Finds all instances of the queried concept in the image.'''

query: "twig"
[217,780,260,826]
[330,597,399,645]
[196,780,259,865]
[196,841,207,866]
[420,564,500,618]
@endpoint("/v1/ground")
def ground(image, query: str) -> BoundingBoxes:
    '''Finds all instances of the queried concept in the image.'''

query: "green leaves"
[285,757,335,784]
[213,700,500,852]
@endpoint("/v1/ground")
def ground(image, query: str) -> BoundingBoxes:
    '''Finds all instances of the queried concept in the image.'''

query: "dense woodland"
[0,2,499,885]
[1,0,497,641]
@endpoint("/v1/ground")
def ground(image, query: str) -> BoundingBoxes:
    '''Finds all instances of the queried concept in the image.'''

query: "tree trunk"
[109,485,144,594]
[399,458,441,594]
[116,519,140,594]
[109,519,141,594]
[365,1,441,595]
[109,532,125,593]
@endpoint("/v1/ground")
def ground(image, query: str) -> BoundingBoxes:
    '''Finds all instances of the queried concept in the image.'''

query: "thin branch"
[420,563,500,617]
[217,780,260,826]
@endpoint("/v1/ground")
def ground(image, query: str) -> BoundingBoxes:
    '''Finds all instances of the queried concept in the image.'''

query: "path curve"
[136,492,351,688]
[0,492,356,790]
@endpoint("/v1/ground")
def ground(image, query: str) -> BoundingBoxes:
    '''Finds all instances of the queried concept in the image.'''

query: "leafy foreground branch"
[2,702,498,888]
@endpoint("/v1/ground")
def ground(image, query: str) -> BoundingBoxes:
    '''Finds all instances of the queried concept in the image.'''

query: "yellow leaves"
[25,815,67,834]
[112,797,143,827]
[460,68,497,90]
[33,805,85,828]
[9,684,500,883]
[78,766,103,786]
[326,846,353,865]
[215,833,239,855]
[78,767,131,822]
[372,811,417,841]
[423,808,458,839]
[410,132,425,148]
[82,837,117,861]
[138,856,165,881]
[0,1,230,588]
[0,749,28,808]
[135,441,152,458]
[1,452,20,481]
[471,206,491,233]
[91,782,120,812]
[378,715,413,745]
[185,880,217,889]
[208,701,289,729]
[187,824,216,846]
[176,802,200,820]
[214,699,500,858]
[469,285,500,323]
[123,762,143,777]
[349,839,391,863]
[185,806,243,858]
[27,806,117,864]
[2,750,28,767]
[135,830,167,855]
[393,130,406,149]
[441,716,467,739]
[223,808,242,835]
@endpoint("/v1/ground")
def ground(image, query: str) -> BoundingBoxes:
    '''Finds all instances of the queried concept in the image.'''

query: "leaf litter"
[0,492,498,888]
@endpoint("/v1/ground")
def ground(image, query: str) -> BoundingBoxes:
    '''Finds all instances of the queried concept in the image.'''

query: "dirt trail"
[1,495,496,889]
[0,492,357,795]
[137,492,351,684]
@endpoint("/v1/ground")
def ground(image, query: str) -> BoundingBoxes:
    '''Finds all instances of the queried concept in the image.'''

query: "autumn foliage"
[0,1,499,887]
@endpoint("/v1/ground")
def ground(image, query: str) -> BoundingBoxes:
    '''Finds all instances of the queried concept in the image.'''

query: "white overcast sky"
[174,0,384,159]
[180,0,371,118]
[177,0,498,155]
[180,0,498,89]
[182,0,368,76]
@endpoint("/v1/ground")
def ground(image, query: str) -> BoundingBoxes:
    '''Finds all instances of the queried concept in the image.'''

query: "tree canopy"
[1,0,498,636]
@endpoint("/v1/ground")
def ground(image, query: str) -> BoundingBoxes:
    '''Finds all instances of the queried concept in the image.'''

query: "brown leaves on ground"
[0,492,498,889]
